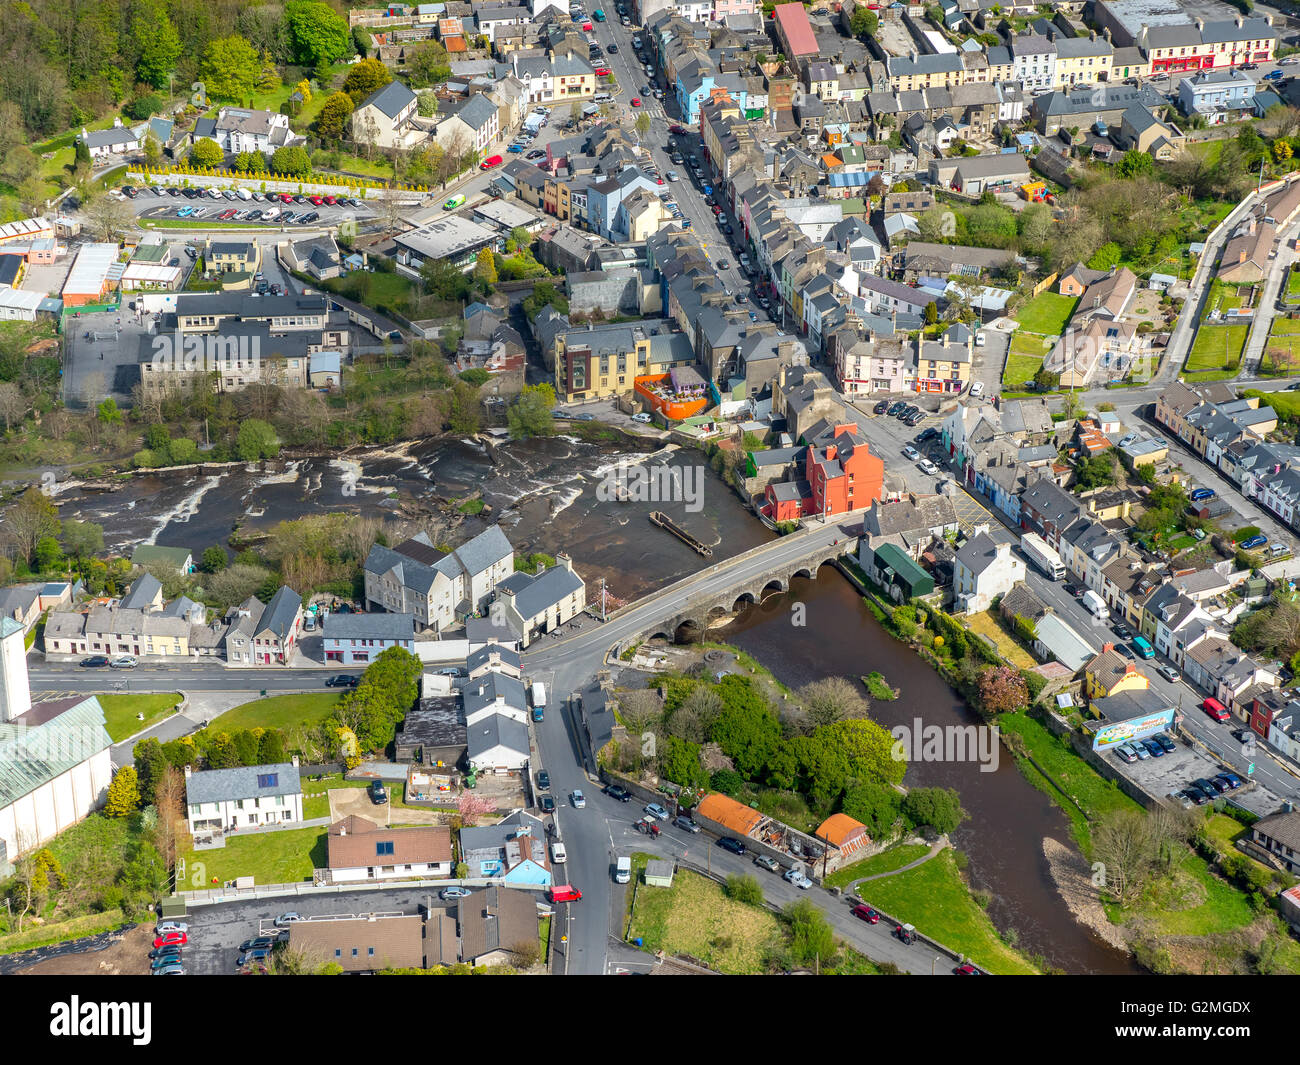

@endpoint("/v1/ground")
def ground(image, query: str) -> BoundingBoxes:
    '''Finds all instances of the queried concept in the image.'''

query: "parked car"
[1131,740,1149,759]
[1241,534,1268,550]
[754,855,780,873]
[153,961,184,975]
[1064,584,1083,598]
[673,814,700,833]
[80,655,110,667]
[1200,775,1230,794]
[152,931,187,949]
[1181,787,1209,806]
[1114,744,1138,764]
[540,795,556,813]
[239,935,278,953]
[955,964,982,975]
[916,427,938,442]
[644,802,670,820]
[326,674,359,687]
[1157,664,1180,683]
[874,400,890,414]
[440,887,472,900]
[273,912,302,927]
[717,836,747,855]
[536,770,551,791]
[109,654,137,669]
[149,945,183,960]
[918,459,938,475]
[1216,771,1244,789]
[852,904,881,924]
[603,784,632,802]
[783,867,813,889]
[1140,738,1165,758]
[1202,697,1231,722]
[1189,488,1215,502]
[1154,734,1177,754]
[1112,623,1133,640]
[236,947,272,968]
[369,780,388,804]
[902,445,920,461]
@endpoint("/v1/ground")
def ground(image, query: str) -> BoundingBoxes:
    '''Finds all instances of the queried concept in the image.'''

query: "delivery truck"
[1020,532,1065,581]
[530,681,546,712]
[1082,589,1110,621]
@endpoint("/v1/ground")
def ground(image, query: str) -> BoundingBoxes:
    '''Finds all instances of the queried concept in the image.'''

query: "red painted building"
[761,425,884,521]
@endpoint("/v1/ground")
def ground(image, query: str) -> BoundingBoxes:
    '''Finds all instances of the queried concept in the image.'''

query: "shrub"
[725,874,764,906]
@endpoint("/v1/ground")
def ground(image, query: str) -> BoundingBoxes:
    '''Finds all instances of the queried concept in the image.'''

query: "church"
[0,616,114,874]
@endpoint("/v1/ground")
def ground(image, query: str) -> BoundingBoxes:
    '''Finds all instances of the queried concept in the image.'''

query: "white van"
[1270,542,1289,557]
[1082,589,1109,621]
[614,856,631,883]
[594,92,612,103]
[551,841,567,864]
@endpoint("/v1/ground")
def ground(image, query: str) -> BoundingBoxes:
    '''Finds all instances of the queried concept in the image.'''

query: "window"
[376,840,395,856]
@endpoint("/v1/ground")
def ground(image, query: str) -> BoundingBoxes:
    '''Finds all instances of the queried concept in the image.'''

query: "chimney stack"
[292,754,299,768]
[184,764,192,779]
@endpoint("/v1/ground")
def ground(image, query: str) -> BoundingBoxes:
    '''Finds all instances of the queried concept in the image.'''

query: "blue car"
[1264,69,1285,81]
[1140,737,1165,758]
[1241,534,1268,550]
[507,144,525,153]
[1189,488,1215,502]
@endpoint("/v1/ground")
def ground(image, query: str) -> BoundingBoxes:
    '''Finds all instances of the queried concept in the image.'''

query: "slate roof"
[361,80,418,119]
[120,573,163,611]
[499,564,584,620]
[324,612,416,641]
[258,586,301,641]
[185,761,301,805]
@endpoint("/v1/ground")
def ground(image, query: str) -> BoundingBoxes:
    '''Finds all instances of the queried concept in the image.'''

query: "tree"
[1092,809,1155,906]
[1116,149,1154,179]
[421,257,471,301]
[285,1,351,67]
[1276,139,1294,164]
[850,6,879,37]
[474,246,498,286]
[142,132,162,167]
[3,487,60,565]
[923,301,939,326]
[201,35,263,101]
[725,873,764,905]
[190,137,224,169]
[507,382,556,439]
[343,57,393,104]
[710,682,782,780]
[457,791,495,826]
[1087,241,1122,271]
[635,112,651,136]
[902,787,967,835]
[271,145,312,177]
[133,1,183,88]
[841,781,902,838]
[237,418,280,461]
[1074,453,1116,491]
[316,91,355,142]
[133,737,168,799]
[334,646,424,751]
[710,768,743,795]
[796,676,871,730]
[0,381,26,430]
[154,766,185,873]
[105,766,141,817]
[257,52,281,94]
[62,519,104,564]
[406,40,451,88]
[785,898,835,966]
[658,736,708,787]
[976,665,1028,714]
[83,196,137,242]
[201,546,228,573]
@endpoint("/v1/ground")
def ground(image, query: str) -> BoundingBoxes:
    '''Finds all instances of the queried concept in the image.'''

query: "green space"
[214,691,343,733]
[0,909,127,956]
[1014,291,1077,335]
[1287,268,1300,298]
[862,671,897,700]
[1002,349,1046,390]
[325,151,397,180]
[1103,847,1257,937]
[1184,323,1248,380]
[823,842,931,891]
[852,849,1038,974]
[626,862,783,974]
[178,825,325,890]
[1244,387,1300,421]
[996,711,1143,846]
[96,692,182,743]
[965,609,1038,669]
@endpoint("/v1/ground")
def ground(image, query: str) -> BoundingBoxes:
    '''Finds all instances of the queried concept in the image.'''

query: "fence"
[173,876,545,908]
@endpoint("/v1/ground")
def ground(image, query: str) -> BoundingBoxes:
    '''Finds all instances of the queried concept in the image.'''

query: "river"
[719,570,1143,975]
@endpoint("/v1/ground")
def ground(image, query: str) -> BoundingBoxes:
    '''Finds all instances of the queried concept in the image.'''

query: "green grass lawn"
[1244,388,1300,421]
[1103,850,1257,937]
[328,151,397,180]
[1185,323,1248,379]
[95,692,181,742]
[1014,291,1078,335]
[215,691,343,733]
[627,863,783,974]
[1262,323,1300,374]
[1287,269,1300,297]
[178,825,326,889]
[1003,349,1046,390]
[996,711,1144,849]
[853,849,1038,974]
[824,843,931,891]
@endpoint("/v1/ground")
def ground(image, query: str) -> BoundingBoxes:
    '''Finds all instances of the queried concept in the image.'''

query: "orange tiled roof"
[697,792,765,836]
[816,813,868,848]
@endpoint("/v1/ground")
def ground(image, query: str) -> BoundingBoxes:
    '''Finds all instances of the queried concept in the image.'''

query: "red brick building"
[762,424,884,522]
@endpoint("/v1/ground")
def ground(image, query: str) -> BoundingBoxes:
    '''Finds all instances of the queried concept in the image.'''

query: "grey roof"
[467,712,530,760]
[501,564,584,620]
[466,643,522,673]
[120,573,163,611]
[455,93,499,131]
[185,761,301,805]
[449,524,513,578]
[324,612,416,641]
[955,532,1003,577]
[463,671,528,717]
[360,80,418,119]
[258,586,301,641]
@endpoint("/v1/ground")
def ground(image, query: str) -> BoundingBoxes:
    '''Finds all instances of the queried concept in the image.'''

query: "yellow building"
[915,334,972,395]
[1085,645,1151,700]
[206,240,261,274]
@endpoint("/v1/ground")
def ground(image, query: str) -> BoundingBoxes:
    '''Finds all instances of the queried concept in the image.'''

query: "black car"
[1063,584,1083,598]
[607,43,618,52]
[717,836,747,855]
[537,770,551,790]
[1154,733,1177,754]
[121,185,136,198]
[603,784,632,802]
[325,674,359,688]
[182,187,201,199]
[1112,623,1133,641]
[540,795,556,813]
[874,400,890,415]
[915,427,938,443]
[369,779,388,804]
[239,935,278,953]
[80,655,110,667]
[886,401,906,416]
[1181,787,1209,806]
[1199,776,1230,794]
[167,186,180,196]
[149,945,182,960]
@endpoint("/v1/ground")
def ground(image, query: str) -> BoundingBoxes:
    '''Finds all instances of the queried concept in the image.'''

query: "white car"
[918,459,939,475]
[273,912,303,926]
[155,921,188,935]
[571,789,586,807]
[632,412,651,423]
[783,868,813,889]
[901,445,920,461]
[969,381,985,398]
[109,654,137,669]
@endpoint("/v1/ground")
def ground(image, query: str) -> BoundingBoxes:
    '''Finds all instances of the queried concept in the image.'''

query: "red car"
[851,904,881,924]
[955,964,982,975]
[308,195,324,206]
[280,193,293,204]
[655,176,665,184]
[630,97,641,107]
[582,20,592,29]
[669,123,687,135]
[479,154,504,170]
[323,195,337,205]
[595,67,610,76]
[153,931,187,949]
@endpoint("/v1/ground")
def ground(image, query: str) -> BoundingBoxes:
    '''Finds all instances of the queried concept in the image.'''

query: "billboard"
[1092,707,1177,751]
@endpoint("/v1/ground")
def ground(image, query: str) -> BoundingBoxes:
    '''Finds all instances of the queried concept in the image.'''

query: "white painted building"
[184,758,303,836]
[953,531,1026,613]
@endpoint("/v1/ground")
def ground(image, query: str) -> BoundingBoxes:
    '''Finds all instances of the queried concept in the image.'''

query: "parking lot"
[127,184,371,228]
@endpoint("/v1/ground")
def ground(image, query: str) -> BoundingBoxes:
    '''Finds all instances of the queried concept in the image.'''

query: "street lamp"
[932,955,943,975]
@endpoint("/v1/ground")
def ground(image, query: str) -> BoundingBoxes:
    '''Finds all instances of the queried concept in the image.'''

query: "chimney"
[1102,641,1114,653]
[1124,662,1136,675]
[184,764,192,779]
[1195,17,1204,32]
[557,551,573,571]
[291,754,299,768]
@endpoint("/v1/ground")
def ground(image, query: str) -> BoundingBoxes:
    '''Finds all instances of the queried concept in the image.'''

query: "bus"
[1131,636,1155,659]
